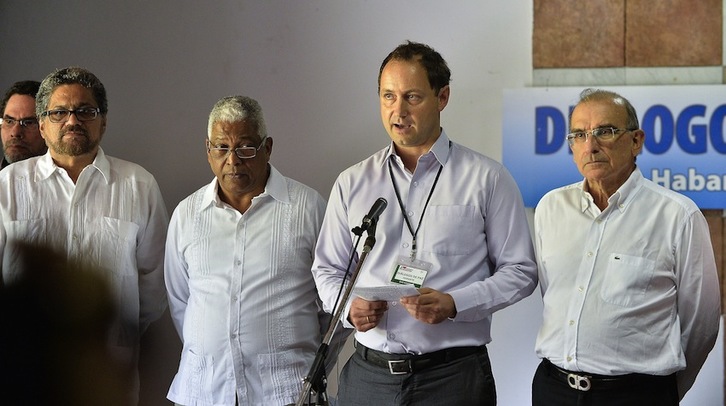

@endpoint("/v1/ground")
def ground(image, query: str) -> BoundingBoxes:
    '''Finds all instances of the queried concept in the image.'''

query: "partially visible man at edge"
[532,88,720,406]
[0,80,47,168]
[0,67,169,405]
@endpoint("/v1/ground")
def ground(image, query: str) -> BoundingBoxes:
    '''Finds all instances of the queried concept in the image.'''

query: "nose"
[392,98,408,118]
[580,134,602,153]
[225,149,242,165]
[65,111,82,125]
[6,124,24,138]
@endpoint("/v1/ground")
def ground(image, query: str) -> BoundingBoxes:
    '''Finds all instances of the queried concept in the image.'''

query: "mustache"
[60,124,88,138]
[4,139,29,148]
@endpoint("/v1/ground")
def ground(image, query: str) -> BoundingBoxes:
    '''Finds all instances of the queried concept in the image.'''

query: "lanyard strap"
[388,159,443,260]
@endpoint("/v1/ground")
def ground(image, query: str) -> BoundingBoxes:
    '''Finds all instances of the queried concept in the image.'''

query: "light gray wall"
[0,1,721,405]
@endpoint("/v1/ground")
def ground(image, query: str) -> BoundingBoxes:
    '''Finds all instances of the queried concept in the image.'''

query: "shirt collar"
[36,147,110,183]
[382,128,451,168]
[578,167,642,213]
[201,164,288,211]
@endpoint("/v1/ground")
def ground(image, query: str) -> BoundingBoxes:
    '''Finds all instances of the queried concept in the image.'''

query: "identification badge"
[390,256,431,288]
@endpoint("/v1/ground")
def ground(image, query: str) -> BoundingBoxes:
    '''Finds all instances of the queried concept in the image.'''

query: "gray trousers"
[337,345,496,406]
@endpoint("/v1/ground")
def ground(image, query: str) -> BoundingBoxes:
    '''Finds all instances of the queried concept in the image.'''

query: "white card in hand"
[353,284,420,301]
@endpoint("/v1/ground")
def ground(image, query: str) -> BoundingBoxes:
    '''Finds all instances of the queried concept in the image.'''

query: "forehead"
[570,100,628,128]
[380,59,430,91]
[4,94,36,115]
[48,84,97,106]
[210,119,259,141]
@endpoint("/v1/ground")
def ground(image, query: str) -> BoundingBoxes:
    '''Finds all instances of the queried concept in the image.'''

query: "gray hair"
[36,67,107,118]
[207,96,268,140]
[572,88,639,130]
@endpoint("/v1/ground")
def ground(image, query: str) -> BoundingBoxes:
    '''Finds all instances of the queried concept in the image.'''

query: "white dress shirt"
[165,166,327,406]
[312,131,538,354]
[534,168,720,396]
[0,148,168,359]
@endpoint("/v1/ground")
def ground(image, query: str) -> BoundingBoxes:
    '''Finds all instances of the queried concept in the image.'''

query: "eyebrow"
[3,114,37,120]
[570,123,618,132]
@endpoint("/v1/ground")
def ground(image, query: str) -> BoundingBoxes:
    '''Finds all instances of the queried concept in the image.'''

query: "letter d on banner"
[535,106,566,154]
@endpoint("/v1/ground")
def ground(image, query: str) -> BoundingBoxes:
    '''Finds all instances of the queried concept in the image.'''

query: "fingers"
[349,297,388,331]
[400,289,456,324]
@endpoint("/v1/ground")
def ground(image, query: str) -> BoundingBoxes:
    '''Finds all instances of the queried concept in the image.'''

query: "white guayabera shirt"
[165,166,329,406]
[0,147,169,365]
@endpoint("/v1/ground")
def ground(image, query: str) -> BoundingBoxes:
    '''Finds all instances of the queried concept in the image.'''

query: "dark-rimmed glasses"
[207,136,267,160]
[41,107,101,123]
[1,116,39,129]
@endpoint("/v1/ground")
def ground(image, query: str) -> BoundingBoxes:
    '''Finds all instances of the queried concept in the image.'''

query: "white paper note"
[352,284,420,301]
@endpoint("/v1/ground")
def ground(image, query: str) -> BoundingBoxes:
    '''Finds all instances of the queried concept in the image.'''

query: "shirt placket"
[563,210,608,370]
[231,212,248,404]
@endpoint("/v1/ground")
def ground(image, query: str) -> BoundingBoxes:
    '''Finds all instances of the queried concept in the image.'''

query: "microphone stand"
[296,222,378,406]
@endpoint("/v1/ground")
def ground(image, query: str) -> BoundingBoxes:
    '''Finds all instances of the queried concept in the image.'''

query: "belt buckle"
[388,359,411,375]
[567,373,591,391]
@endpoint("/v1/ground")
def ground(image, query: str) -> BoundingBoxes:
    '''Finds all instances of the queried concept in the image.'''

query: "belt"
[355,342,486,375]
[542,359,675,392]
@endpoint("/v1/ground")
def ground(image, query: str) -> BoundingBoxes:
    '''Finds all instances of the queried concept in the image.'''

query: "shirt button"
[391,301,397,306]
[569,320,575,326]
[388,333,395,339]
[402,243,409,248]
[566,356,572,362]
[407,211,414,217]
[578,286,584,292]
[586,252,593,257]
[236,260,241,266]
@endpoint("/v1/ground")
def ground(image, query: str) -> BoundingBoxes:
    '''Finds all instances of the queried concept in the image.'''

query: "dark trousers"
[532,359,678,406]
[337,344,496,406]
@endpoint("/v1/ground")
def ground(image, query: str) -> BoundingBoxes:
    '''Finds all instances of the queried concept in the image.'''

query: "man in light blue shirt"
[312,41,538,405]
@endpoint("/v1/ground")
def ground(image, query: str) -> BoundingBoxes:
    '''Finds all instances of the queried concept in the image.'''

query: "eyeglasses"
[566,127,633,146]
[1,116,39,129]
[207,136,267,160]
[41,107,101,123]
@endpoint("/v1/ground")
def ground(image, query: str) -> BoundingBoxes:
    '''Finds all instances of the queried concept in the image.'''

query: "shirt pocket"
[421,205,483,256]
[599,253,656,307]
[258,348,307,403]
[171,348,214,404]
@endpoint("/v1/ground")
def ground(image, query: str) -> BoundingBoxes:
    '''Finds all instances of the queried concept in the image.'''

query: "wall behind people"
[0,1,721,405]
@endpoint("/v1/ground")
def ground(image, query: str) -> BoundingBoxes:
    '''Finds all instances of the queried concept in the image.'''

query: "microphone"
[360,197,387,233]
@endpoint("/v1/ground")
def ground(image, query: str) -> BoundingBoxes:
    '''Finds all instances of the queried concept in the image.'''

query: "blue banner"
[503,86,726,209]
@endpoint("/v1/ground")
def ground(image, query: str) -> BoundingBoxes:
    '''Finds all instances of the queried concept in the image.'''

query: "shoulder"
[639,177,701,214]
[337,146,389,180]
[105,155,160,186]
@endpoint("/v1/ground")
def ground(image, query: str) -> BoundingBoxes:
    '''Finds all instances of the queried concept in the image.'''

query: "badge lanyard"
[388,158,443,260]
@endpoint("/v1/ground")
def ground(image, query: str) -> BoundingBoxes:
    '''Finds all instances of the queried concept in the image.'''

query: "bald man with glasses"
[532,88,720,405]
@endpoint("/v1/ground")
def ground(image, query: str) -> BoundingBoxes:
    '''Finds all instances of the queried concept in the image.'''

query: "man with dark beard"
[0,80,47,168]
[0,67,169,405]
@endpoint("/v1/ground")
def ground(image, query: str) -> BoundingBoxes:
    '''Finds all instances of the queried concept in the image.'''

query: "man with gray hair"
[165,95,335,406]
[0,67,169,404]
[532,88,720,405]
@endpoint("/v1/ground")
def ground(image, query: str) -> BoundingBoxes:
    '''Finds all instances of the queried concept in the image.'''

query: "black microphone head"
[361,197,388,231]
